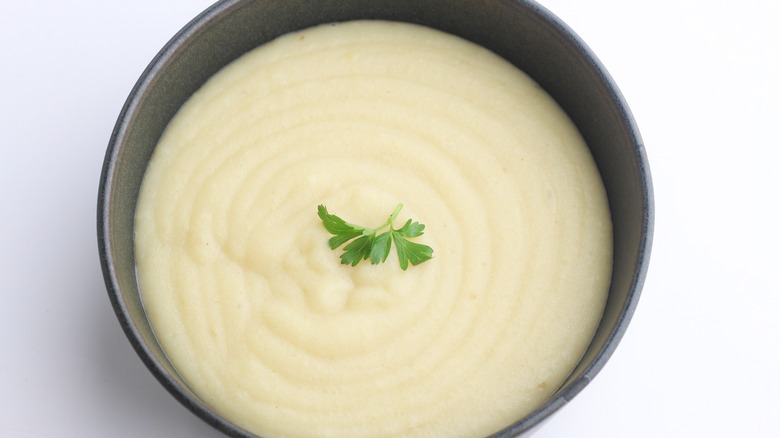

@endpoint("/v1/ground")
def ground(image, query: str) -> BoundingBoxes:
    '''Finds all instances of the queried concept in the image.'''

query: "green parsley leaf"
[317,204,433,270]
[396,219,425,238]
[370,231,393,264]
[340,234,374,266]
[392,233,434,271]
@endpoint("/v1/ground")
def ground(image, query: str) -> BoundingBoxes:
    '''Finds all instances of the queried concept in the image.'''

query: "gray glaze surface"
[98,1,653,437]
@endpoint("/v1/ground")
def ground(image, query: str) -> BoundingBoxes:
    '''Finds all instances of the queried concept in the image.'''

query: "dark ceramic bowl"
[98,0,653,436]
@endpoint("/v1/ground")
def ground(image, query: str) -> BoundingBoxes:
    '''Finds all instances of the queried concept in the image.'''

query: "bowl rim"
[98,0,654,437]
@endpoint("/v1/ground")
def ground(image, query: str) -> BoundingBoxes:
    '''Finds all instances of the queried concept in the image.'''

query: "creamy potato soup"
[135,20,612,438]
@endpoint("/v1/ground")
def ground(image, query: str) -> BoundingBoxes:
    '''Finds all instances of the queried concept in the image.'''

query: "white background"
[1,0,778,437]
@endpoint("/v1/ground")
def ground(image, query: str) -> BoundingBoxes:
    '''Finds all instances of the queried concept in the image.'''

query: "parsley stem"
[388,203,404,227]
[360,203,404,236]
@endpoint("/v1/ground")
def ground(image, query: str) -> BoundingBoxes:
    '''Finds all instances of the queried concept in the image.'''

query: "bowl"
[97,0,654,436]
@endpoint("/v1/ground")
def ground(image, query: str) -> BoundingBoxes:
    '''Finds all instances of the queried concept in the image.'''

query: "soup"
[135,20,612,438]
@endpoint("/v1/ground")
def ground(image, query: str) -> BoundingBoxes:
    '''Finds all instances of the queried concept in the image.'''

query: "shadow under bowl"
[98,0,654,436]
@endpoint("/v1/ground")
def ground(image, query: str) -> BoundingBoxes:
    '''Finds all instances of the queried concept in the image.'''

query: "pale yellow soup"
[135,20,612,438]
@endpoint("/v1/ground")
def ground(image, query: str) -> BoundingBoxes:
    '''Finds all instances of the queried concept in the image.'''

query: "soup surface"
[135,20,612,438]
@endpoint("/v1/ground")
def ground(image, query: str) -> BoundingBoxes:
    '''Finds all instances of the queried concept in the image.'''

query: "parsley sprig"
[317,204,433,270]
